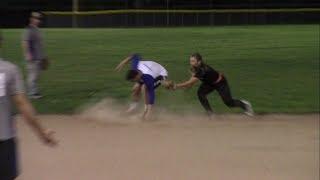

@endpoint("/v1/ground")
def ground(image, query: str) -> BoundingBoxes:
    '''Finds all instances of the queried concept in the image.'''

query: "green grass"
[1,25,319,114]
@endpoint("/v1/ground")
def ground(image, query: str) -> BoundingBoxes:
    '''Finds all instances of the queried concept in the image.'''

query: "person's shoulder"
[203,63,211,68]
[150,60,163,66]
[0,59,15,68]
[23,25,33,34]
[191,66,198,73]
[24,25,32,30]
[146,60,161,66]
[140,60,158,66]
[0,59,20,72]
[203,64,215,71]
[141,60,152,63]
[25,25,38,32]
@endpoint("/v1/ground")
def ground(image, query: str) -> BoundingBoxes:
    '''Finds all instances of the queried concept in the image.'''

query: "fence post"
[166,0,169,26]
[182,13,184,27]
[72,0,79,28]
[196,13,199,25]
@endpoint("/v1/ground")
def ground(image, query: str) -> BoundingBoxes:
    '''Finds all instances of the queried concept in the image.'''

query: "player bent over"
[115,54,172,121]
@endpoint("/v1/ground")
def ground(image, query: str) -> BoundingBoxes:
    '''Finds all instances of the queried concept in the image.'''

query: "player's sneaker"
[207,111,215,120]
[29,93,43,99]
[241,100,254,116]
[126,102,139,114]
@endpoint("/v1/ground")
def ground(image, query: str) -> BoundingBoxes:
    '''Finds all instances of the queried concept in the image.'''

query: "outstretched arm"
[115,55,133,72]
[175,76,199,89]
[115,54,140,72]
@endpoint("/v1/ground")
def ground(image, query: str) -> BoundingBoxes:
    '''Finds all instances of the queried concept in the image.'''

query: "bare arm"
[22,28,32,61]
[175,76,199,89]
[22,40,32,61]
[115,54,134,72]
[13,93,57,146]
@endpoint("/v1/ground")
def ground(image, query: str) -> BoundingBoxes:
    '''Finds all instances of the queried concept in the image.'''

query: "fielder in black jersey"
[173,53,254,117]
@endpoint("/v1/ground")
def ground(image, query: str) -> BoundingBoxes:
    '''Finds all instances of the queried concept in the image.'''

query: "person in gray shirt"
[22,12,48,99]
[1,33,57,180]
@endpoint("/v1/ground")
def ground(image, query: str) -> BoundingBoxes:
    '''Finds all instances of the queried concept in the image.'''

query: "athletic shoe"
[126,102,139,114]
[29,93,43,99]
[207,111,215,120]
[241,100,254,116]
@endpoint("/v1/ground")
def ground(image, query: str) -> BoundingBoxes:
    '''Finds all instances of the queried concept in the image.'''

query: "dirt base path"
[16,114,319,180]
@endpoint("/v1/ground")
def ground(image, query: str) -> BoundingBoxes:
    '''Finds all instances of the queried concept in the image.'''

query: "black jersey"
[193,64,221,85]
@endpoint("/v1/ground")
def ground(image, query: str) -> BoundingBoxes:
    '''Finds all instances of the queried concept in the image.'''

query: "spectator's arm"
[13,94,57,146]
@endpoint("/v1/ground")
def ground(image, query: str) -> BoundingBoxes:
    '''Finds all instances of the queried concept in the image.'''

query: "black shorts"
[0,138,18,180]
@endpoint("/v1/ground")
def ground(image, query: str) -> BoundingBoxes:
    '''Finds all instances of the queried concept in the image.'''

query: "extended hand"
[40,129,58,147]
[162,80,176,90]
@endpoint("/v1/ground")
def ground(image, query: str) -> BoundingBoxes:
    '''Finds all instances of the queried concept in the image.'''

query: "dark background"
[1,0,319,27]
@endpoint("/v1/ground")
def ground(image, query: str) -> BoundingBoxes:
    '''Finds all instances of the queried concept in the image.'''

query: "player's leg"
[197,83,215,116]
[127,83,142,113]
[26,61,36,95]
[142,85,154,120]
[26,61,41,98]
[215,78,245,109]
[216,78,254,116]
[132,83,142,101]
[143,85,148,114]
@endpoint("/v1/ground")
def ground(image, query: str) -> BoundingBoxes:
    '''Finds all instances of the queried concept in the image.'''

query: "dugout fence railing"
[42,8,320,27]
